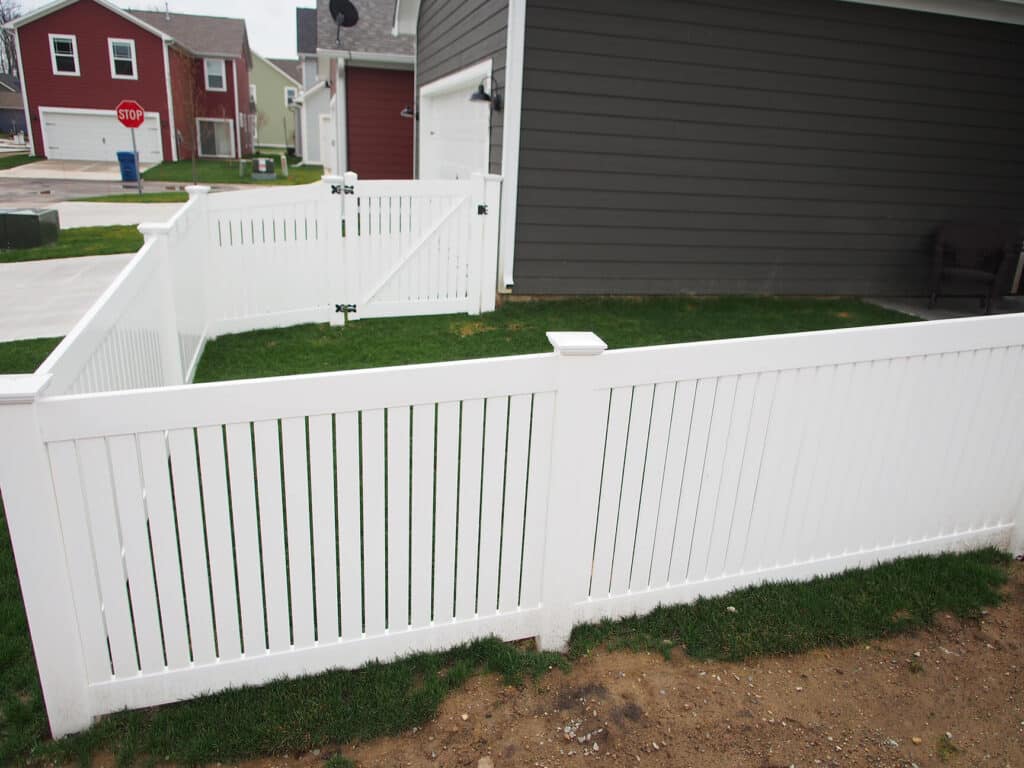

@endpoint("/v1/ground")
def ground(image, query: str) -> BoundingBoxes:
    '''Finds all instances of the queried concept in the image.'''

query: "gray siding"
[417,0,508,174]
[513,0,1024,296]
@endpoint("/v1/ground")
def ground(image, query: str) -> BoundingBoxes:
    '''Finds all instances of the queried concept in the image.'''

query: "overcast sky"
[18,0,317,59]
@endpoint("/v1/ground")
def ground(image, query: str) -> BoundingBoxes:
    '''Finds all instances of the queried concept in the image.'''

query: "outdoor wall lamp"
[400,105,419,119]
[470,77,503,112]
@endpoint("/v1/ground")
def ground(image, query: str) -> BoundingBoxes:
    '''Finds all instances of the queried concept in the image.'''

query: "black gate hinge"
[477,204,488,215]
[335,303,357,314]
[331,184,356,195]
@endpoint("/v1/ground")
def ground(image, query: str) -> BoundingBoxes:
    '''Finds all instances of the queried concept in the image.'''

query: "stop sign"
[115,99,145,129]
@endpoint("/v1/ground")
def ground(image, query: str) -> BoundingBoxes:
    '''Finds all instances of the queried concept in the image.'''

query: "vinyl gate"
[332,175,500,320]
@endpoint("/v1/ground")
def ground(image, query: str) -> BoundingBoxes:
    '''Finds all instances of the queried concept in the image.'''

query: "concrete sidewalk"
[2,159,157,182]
[0,253,133,342]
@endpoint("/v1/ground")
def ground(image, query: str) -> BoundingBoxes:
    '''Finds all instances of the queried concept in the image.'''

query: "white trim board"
[48,33,79,77]
[14,30,34,155]
[498,0,526,290]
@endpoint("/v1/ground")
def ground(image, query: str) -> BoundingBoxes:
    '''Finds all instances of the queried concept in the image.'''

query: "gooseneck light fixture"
[470,77,503,112]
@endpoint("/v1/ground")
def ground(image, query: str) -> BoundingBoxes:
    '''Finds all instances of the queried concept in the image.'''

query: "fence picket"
[196,426,243,661]
[410,404,435,627]
[361,410,387,636]
[224,423,267,656]
[336,412,363,639]
[455,400,485,620]
[309,414,339,644]
[434,402,461,622]
[253,420,290,652]
[387,407,411,632]
[107,435,164,674]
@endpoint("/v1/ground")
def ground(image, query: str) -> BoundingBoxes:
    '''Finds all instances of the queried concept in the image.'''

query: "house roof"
[317,0,414,56]
[0,74,18,93]
[297,7,318,55]
[7,0,172,39]
[269,58,303,84]
[129,10,251,61]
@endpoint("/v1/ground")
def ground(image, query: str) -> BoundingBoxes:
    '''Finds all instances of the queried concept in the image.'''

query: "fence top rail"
[33,313,1024,440]
[590,313,1024,389]
[36,352,558,442]
[204,182,325,212]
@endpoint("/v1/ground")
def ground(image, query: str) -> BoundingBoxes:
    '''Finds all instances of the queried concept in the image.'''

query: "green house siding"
[251,54,298,149]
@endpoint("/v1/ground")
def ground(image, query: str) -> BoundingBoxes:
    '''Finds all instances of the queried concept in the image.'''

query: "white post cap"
[546,331,607,356]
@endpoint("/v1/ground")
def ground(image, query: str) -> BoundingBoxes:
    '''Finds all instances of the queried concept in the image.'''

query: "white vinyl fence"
[33,173,502,397]
[1,313,1023,738]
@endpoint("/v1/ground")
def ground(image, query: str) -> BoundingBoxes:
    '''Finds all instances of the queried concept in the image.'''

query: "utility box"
[0,209,60,250]
[251,157,276,180]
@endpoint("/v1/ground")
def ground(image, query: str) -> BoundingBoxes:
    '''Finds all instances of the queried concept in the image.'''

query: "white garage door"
[40,108,163,163]
[419,61,491,180]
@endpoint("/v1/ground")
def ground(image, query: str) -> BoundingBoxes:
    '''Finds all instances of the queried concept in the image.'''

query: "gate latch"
[477,204,488,215]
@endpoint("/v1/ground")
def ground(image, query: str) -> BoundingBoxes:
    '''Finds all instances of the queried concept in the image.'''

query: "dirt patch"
[222,563,1024,767]
[451,320,496,337]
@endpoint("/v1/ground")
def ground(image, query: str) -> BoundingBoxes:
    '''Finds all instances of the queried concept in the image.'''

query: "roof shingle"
[129,10,250,60]
[268,58,302,83]
[316,0,414,56]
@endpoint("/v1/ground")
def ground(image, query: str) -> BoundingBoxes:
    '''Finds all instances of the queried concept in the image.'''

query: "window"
[249,83,257,104]
[108,38,137,79]
[285,87,297,107]
[49,34,79,76]
[197,118,234,157]
[204,58,226,91]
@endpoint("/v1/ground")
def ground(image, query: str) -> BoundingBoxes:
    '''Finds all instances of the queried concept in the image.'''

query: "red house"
[8,0,254,162]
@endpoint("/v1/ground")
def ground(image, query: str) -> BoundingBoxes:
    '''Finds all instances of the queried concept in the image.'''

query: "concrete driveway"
[0,253,133,342]
[2,159,157,182]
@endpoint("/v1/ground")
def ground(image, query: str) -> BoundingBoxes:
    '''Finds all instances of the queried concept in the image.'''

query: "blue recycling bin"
[116,151,140,182]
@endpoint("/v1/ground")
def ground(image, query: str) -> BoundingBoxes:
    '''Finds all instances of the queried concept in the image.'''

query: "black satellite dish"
[330,0,359,27]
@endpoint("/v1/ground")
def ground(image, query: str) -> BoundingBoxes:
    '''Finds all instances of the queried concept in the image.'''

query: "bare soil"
[235,563,1024,767]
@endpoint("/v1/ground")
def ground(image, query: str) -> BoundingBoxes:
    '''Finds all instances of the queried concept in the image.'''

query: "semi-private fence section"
[32,173,502,397]
[1,315,1023,737]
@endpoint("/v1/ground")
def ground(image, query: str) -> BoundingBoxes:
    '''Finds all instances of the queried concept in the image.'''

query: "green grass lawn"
[76,191,189,203]
[196,296,913,382]
[143,159,323,186]
[0,155,38,171]
[0,225,142,263]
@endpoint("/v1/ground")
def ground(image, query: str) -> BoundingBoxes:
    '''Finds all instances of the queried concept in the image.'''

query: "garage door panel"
[41,109,163,163]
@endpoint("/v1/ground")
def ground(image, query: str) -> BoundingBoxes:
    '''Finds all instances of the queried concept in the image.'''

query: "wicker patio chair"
[929,221,1021,314]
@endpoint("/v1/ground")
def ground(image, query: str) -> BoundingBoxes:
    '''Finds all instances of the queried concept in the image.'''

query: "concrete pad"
[53,201,182,229]
[0,253,133,342]
[2,160,156,182]
[868,295,1024,321]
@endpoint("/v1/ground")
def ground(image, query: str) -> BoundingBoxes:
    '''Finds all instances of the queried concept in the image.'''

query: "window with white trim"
[49,34,79,76]
[204,58,226,91]
[197,118,234,157]
[284,86,297,107]
[108,38,137,79]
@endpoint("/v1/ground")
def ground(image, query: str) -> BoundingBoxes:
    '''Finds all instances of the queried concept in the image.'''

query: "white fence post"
[0,375,93,737]
[537,331,609,651]
[322,174,346,327]
[477,174,502,314]
[184,185,211,344]
[138,223,184,386]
